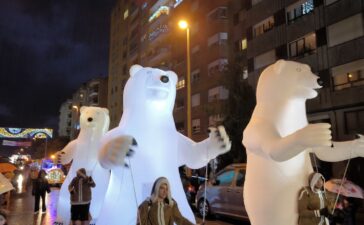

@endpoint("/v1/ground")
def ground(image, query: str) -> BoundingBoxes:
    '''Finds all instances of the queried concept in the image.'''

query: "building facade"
[58,100,73,137]
[108,0,231,142]
[230,0,364,178]
[59,77,108,139]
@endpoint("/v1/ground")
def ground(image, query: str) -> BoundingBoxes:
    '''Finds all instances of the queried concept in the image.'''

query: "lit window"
[241,38,247,50]
[253,16,274,37]
[124,9,129,20]
[286,0,314,23]
[331,59,364,91]
[288,33,316,58]
[176,76,185,89]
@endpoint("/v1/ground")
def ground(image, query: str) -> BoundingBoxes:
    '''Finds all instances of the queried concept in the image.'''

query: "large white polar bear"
[55,106,110,225]
[97,65,231,225]
[242,60,364,225]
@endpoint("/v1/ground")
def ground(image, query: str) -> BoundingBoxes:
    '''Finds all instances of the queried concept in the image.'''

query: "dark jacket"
[138,199,194,225]
[68,175,95,205]
[32,177,50,196]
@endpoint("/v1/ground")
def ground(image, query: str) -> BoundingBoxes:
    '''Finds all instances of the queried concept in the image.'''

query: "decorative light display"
[148,6,169,23]
[0,127,53,139]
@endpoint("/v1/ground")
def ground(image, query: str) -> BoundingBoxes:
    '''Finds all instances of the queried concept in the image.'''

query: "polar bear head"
[256,60,322,104]
[123,65,178,113]
[79,106,110,134]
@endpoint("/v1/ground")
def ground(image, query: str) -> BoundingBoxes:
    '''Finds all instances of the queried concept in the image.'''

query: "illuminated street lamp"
[178,20,191,138]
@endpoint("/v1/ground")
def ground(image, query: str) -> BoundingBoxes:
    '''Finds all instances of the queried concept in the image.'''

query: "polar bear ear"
[101,108,109,115]
[80,106,86,114]
[130,65,143,77]
[273,59,286,74]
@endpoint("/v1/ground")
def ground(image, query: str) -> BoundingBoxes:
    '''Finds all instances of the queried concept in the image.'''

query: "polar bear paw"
[207,126,231,159]
[105,135,137,167]
[354,134,364,157]
[295,123,332,148]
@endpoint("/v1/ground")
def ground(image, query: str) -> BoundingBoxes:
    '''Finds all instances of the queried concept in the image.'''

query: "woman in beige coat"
[137,177,200,225]
[298,172,335,225]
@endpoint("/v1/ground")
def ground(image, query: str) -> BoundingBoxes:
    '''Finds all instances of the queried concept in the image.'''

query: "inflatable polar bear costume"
[96,65,231,225]
[242,60,364,225]
[55,106,110,224]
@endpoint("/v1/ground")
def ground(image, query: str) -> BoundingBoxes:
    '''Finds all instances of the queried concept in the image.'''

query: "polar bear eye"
[296,68,302,72]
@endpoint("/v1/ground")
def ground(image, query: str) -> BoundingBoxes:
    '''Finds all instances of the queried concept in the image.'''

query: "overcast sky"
[0,0,115,134]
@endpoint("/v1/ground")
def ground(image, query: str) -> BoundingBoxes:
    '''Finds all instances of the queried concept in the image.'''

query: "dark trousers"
[34,193,46,212]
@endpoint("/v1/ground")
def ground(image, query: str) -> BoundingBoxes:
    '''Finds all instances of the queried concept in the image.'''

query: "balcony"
[146,47,171,67]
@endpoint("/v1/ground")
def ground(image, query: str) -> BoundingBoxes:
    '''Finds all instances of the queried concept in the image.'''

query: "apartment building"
[59,77,108,139]
[108,0,231,141]
[58,100,73,137]
[230,0,364,178]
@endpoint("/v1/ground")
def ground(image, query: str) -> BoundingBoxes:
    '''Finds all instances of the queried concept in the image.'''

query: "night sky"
[0,0,116,134]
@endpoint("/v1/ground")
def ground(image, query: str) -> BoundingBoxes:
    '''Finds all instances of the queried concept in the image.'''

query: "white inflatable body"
[97,65,231,225]
[55,106,110,224]
[242,60,364,225]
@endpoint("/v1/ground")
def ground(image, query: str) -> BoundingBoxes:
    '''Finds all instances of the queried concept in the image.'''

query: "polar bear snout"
[317,78,324,86]
[160,75,169,83]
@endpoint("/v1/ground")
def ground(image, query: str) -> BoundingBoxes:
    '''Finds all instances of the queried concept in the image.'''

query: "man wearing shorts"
[69,168,96,225]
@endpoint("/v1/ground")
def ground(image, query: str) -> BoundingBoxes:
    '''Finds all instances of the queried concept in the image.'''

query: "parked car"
[195,163,248,220]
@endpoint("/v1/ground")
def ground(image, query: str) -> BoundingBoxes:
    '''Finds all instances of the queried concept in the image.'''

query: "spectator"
[0,210,7,225]
[298,172,335,225]
[137,176,200,225]
[69,168,95,225]
[32,169,50,214]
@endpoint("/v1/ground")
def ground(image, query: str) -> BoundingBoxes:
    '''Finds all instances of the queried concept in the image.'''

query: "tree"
[217,65,256,171]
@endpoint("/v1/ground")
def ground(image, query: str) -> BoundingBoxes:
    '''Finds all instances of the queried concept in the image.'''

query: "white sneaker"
[34,211,39,214]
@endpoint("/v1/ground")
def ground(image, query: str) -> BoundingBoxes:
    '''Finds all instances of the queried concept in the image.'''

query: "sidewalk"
[6,180,58,225]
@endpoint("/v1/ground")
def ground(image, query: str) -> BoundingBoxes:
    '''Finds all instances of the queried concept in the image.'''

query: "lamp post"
[178,20,191,138]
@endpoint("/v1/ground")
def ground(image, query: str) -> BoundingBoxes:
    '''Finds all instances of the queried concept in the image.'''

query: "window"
[254,49,276,70]
[208,86,229,102]
[191,93,200,107]
[208,32,228,47]
[216,170,235,186]
[208,58,228,76]
[252,0,263,6]
[192,119,201,134]
[192,45,200,54]
[175,121,185,133]
[253,16,274,37]
[236,169,245,187]
[191,22,199,35]
[191,1,199,11]
[344,110,364,134]
[332,59,364,91]
[208,114,224,126]
[328,14,364,47]
[175,98,184,110]
[124,9,129,20]
[207,7,228,20]
[325,0,339,5]
[288,33,316,58]
[191,69,200,83]
[176,76,185,89]
[241,38,247,50]
[241,67,248,80]
[286,0,314,24]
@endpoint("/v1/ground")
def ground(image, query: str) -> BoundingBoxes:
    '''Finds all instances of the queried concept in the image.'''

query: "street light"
[178,20,192,138]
